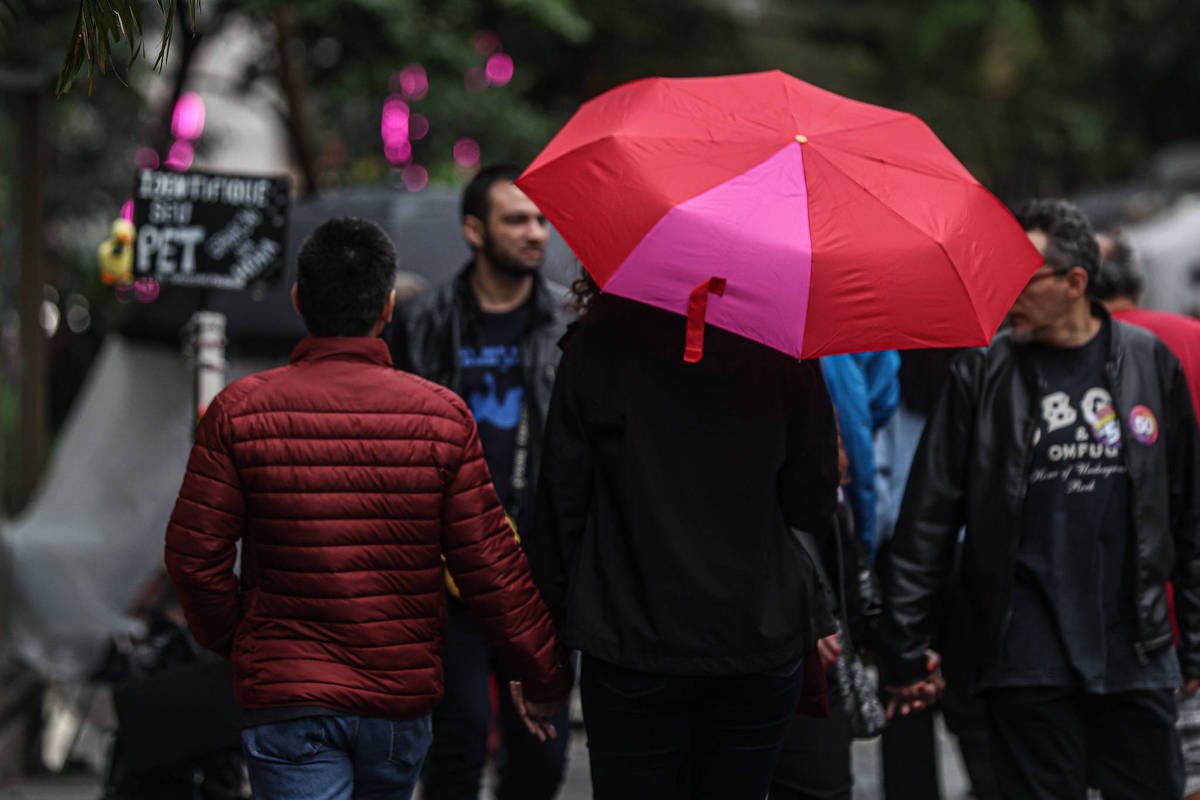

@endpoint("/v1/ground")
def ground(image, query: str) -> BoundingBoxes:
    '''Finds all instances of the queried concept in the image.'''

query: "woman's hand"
[817,633,842,668]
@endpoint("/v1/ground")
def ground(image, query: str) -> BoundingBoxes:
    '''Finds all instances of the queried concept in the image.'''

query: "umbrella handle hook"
[683,276,727,363]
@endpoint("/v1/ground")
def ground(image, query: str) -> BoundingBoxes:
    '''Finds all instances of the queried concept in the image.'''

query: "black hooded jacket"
[525,295,840,675]
[879,308,1200,686]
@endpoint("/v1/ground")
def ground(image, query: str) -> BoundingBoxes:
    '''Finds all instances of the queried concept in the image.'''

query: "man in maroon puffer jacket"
[164,217,571,800]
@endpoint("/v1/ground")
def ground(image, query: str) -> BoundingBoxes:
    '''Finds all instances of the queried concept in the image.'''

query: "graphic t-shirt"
[982,322,1179,692]
[458,302,530,529]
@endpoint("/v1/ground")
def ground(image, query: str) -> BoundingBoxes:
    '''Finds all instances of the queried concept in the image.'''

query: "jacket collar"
[290,336,393,367]
[454,262,557,329]
[1093,301,1123,368]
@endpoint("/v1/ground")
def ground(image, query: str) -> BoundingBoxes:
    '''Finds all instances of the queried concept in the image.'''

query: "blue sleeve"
[822,355,878,558]
[874,414,900,548]
[854,350,901,432]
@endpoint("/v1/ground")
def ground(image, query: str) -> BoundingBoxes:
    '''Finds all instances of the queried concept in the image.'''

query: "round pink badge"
[1129,405,1159,445]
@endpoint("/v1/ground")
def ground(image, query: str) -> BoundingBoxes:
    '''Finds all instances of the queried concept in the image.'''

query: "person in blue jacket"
[821,351,900,560]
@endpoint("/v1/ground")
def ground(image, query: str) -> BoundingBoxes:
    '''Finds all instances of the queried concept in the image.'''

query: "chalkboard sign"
[133,169,291,290]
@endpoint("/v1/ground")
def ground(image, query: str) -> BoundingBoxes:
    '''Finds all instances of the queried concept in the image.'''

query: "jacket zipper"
[1107,356,1153,666]
[998,363,1044,652]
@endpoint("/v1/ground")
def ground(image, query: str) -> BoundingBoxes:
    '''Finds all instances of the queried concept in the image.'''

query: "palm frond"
[56,0,199,97]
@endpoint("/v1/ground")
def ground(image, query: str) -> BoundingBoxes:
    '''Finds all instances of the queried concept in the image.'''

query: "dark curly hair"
[1015,198,1100,287]
[296,217,397,336]
[568,266,600,315]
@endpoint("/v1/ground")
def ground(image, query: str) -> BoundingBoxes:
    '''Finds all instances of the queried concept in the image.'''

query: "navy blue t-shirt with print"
[458,302,530,532]
[981,321,1180,693]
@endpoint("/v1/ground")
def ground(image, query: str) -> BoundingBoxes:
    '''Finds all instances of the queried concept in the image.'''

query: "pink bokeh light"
[120,199,134,222]
[485,53,514,86]
[134,277,161,304]
[115,282,135,304]
[473,30,502,57]
[396,64,428,101]
[453,138,481,167]
[171,92,206,141]
[409,113,429,141]
[380,96,410,139]
[384,141,413,165]
[165,140,194,171]
[464,67,488,93]
[135,147,160,169]
[402,164,429,193]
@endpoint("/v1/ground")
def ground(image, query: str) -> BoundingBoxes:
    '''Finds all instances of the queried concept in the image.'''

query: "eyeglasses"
[1025,265,1069,286]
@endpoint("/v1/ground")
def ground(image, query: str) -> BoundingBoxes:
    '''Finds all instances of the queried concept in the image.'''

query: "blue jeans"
[580,653,805,800]
[240,714,432,800]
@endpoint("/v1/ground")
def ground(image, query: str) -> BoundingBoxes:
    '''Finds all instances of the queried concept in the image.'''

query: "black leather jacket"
[879,309,1200,686]
[390,265,570,522]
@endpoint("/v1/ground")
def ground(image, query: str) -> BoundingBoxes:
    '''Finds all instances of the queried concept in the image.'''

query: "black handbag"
[793,522,887,738]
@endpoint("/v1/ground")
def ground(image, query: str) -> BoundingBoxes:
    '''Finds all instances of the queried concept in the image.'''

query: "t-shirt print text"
[461,344,523,430]
[1029,387,1126,495]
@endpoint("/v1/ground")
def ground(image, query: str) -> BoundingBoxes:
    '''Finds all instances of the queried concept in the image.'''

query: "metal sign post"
[189,310,227,423]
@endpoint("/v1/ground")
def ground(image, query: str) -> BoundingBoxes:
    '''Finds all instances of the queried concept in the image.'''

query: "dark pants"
[240,714,431,800]
[581,653,804,800]
[423,598,569,800]
[942,684,1000,800]
[880,706,940,799]
[771,674,852,800]
[984,686,1182,799]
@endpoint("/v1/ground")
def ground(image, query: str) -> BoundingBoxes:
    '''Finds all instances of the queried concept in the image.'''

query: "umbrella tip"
[794,134,808,144]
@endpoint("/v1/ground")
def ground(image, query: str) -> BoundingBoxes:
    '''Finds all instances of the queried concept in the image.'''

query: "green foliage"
[240,0,748,187]
[52,0,198,97]
[1,0,150,515]
[498,0,590,43]
[757,0,1200,199]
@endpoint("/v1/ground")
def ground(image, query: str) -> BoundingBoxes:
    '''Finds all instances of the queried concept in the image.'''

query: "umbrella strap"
[683,276,727,363]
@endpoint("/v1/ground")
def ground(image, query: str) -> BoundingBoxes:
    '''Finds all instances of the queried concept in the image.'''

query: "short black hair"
[1091,233,1145,302]
[296,217,397,336]
[461,164,523,223]
[1015,198,1100,286]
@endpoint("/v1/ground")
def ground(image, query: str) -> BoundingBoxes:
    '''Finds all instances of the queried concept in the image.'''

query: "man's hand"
[509,681,565,743]
[1185,677,1200,698]
[817,633,842,668]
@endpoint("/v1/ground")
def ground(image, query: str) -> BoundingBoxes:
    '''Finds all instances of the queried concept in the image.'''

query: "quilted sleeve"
[440,407,572,703]
[164,394,246,658]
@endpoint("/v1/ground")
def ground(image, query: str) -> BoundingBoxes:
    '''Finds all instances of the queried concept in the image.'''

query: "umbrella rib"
[665,81,788,137]
[529,74,812,171]
[524,130,783,188]
[808,113,916,140]
[805,148,987,342]
[814,140,977,185]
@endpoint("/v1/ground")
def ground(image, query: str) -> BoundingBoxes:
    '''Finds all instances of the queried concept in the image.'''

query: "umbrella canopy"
[518,70,1043,359]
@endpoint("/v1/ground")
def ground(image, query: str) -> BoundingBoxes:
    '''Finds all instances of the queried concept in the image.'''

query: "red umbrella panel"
[518,71,1043,359]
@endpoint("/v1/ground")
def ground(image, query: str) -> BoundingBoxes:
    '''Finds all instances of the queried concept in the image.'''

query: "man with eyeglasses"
[879,198,1200,798]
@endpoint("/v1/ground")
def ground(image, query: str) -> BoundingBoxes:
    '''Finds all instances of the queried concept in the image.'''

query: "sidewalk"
[0,719,973,799]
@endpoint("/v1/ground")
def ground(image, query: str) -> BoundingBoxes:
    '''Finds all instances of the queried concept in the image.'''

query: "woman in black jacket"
[515,281,840,800]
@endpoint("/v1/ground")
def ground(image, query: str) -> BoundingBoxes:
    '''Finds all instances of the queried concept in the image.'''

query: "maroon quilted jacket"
[164,336,570,718]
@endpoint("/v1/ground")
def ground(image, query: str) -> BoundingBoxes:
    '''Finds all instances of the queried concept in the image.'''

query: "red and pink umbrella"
[518,70,1042,360]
